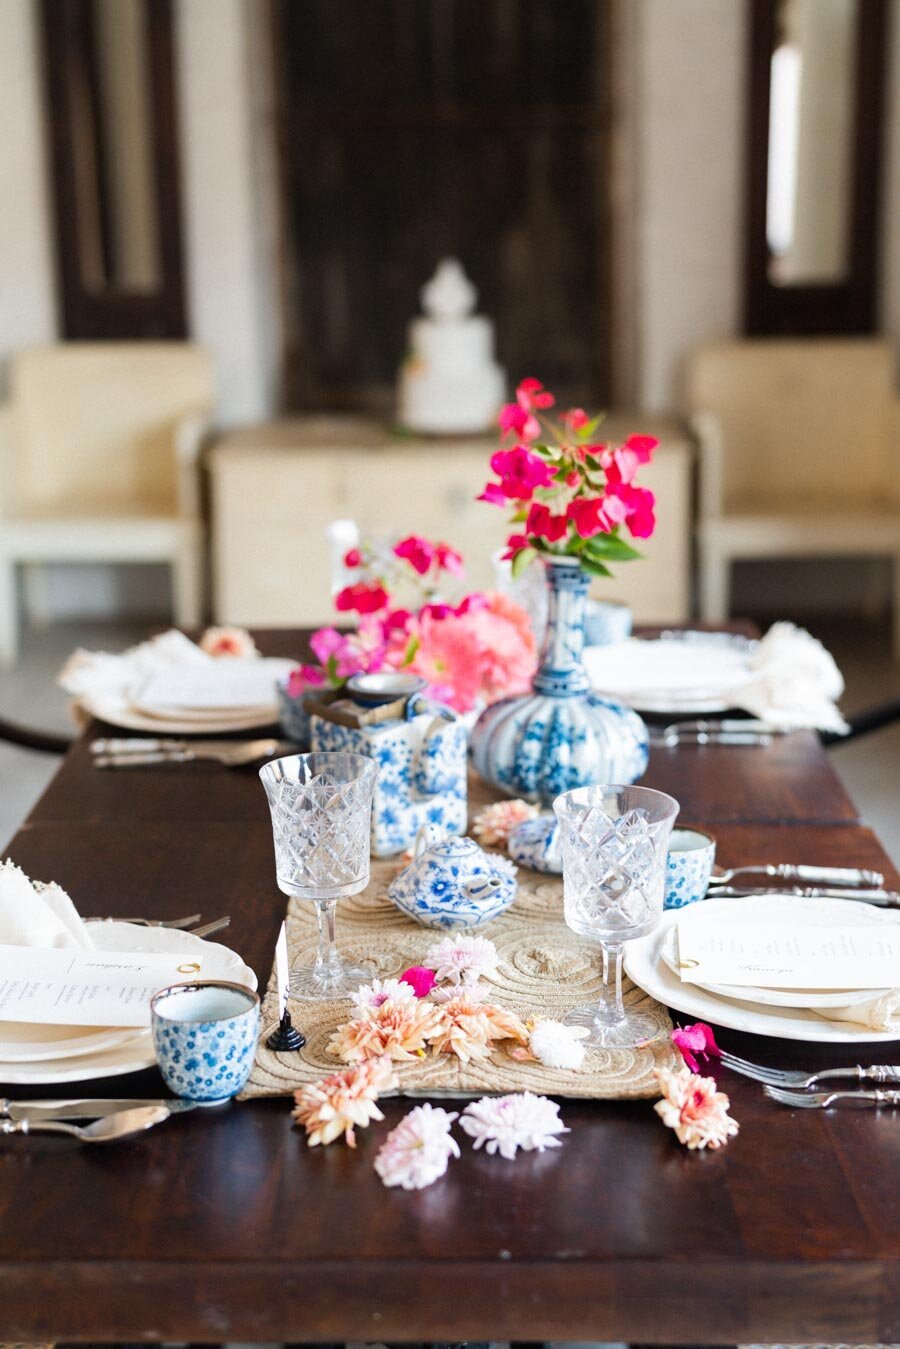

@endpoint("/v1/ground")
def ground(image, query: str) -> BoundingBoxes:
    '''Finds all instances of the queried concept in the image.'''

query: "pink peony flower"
[567,496,613,539]
[408,612,485,712]
[487,446,556,501]
[374,1103,460,1190]
[671,1021,721,1074]
[199,626,259,658]
[394,535,436,576]
[654,1067,739,1150]
[526,502,569,543]
[334,582,389,615]
[461,593,537,701]
[400,965,438,998]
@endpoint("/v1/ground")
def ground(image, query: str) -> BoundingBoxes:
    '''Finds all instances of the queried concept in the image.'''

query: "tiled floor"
[0,616,898,863]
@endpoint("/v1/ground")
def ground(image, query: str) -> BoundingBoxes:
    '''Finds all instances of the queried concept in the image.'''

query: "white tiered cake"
[398,259,505,434]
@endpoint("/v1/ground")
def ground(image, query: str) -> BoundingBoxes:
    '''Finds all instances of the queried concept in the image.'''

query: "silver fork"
[719,1049,900,1088]
[765,1085,900,1109]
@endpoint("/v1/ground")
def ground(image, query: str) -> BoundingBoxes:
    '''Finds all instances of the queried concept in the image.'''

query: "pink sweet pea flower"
[498,402,541,443]
[501,532,531,562]
[517,377,555,410]
[400,966,437,998]
[567,496,613,539]
[489,446,556,500]
[671,1021,721,1073]
[435,542,464,577]
[526,502,569,544]
[334,582,389,614]
[394,535,436,576]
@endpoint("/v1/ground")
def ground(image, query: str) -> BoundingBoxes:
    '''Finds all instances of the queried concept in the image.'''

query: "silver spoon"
[0,1104,171,1143]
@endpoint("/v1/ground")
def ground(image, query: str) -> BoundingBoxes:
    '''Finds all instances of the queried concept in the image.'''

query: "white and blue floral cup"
[665,828,716,910]
[151,981,260,1101]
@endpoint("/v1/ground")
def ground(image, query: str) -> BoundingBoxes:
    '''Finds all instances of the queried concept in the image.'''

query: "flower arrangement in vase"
[469,378,655,802]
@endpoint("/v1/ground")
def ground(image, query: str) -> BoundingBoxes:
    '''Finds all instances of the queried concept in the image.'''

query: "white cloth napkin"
[0,860,94,950]
[59,629,212,716]
[734,622,848,734]
[814,990,900,1033]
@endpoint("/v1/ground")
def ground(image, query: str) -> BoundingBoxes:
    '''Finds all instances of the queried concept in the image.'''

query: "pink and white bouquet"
[288,533,537,714]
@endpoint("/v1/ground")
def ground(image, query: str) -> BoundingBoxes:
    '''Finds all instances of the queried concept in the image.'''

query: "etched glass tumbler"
[259,752,376,1000]
[554,784,679,1048]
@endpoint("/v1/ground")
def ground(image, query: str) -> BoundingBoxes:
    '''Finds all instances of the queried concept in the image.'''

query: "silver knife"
[710,885,900,907]
[0,1097,224,1121]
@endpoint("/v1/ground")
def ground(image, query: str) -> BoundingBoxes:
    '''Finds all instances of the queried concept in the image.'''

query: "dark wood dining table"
[1,628,898,1346]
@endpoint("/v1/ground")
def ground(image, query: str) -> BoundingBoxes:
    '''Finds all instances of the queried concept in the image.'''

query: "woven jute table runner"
[243,780,677,1101]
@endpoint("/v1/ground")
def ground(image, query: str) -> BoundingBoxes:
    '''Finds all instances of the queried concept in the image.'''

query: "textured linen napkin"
[814,990,900,1033]
[735,622,848,734]
[58,629,211,714]
[0,859,94,950]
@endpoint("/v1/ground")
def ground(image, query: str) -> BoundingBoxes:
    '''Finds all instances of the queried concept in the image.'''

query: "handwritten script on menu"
[675,916,900,990]
[0,945,206,1027]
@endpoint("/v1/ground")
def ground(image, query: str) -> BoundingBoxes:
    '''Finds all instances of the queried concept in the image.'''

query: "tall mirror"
[41,0,185,338]
[745,0,889,334]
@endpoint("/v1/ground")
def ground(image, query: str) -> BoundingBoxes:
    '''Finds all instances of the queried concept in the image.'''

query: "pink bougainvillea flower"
[286,665,323,697]
[498,401,541,443]
[420,602,454,622]
[567,496,613,540]
[334,582,389,614]
[488,446,556,501]
[435,542,464,577]
[654,1067,738,1150]
[526,502,569,543]
[343,547,363,568]
[382,608,413,633]
[671,1021,721,1074]
[600,491,630,527]
[516,376,555,411]
[400,965,438,998]
[501,532,531,562]
[620,484,656,539]
[624,433,658,463]
[309,626,362,679]
[563,407,590,433]
[394,535,436,576]
[478,480,511,507]
[453,592,489,616]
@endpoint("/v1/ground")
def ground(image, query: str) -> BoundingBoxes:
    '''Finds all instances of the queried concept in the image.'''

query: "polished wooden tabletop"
[1,629,898,1345]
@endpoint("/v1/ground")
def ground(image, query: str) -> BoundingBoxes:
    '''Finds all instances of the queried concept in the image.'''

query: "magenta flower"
[436,542,464,577]
[567,496,613,540]
[488,446,556,501]
[286,665,323,697]
[516,376,555,411]
[671,1021,721,1074]
[394,535,436,576]
[343,547,363,568]
[564,407,590,433]
[501,532,531,562]
[400,965,438,998]
[624,433,658,463]
[526,502,569,544]
[334,582,389,614]
[478,481,510,507]
[498,402,541,443]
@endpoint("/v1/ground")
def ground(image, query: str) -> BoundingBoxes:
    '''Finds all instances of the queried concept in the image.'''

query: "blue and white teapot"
[388,826,518,930]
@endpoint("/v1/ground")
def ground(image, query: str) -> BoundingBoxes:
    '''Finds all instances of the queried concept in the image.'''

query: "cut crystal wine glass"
[259,752,376,1000]
[554,784,679,1047]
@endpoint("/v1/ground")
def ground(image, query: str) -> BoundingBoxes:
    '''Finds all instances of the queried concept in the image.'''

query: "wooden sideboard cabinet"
[208,416,693,626]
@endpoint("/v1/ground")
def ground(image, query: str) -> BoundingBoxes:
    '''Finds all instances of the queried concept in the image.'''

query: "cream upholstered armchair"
[0,343,214,665]
[687,338,900,653]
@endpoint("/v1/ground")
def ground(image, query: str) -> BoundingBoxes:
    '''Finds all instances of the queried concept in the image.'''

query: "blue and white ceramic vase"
[469,556,648,803]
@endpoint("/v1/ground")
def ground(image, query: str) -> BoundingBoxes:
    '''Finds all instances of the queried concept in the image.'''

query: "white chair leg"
[699,542,730,622]
[171,533,204,630]
[22,562,52,628]
[0,558,19,668]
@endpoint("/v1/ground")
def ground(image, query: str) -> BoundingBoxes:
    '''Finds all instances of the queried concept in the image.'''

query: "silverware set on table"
[0,1097,225,1143]
[704,861,899,906]
[91,737,293,769]
[717,1050,900,1110]
[86,911,232,939]
[649,718,788,747]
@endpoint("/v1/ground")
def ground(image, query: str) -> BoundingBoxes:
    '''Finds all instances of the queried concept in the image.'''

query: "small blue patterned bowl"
[277,676,312,745]
[665,828,716,909]
[151,981,260,1101]
[584,600,633,647]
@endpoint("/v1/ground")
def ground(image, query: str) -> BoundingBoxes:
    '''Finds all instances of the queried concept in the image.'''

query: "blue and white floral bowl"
[665,828,716,909]
[151,981,260,1101]
[389,827,518,930]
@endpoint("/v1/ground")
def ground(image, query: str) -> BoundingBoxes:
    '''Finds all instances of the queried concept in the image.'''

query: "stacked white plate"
[0,924,257,1084]
[81,656,297,734]
[625,894,900,1044]
[583,632,755,714]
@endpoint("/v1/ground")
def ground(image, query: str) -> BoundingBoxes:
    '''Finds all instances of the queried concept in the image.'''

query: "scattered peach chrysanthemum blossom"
[373,1103,461,1190]
[291,1056,396,1147]
[654,1067,739,1150]
[351,977,416,1016]
[459,1092,569,1159]
[199,625,259,658]
[472,798,539,847]
[430,994,528,1063]
[425,932,500,986]
[327,997,443,1064]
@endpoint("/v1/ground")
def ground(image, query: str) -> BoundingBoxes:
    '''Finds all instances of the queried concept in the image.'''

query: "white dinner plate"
[624,900,900,1043]
[584,632,755,714]
[0,923,257,1081]
[133,658,296,716]
[79,692,279,735]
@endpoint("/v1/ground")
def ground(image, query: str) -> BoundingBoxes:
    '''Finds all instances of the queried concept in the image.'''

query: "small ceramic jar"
[277,676,312,745]
[507,813,562,874]
[388,827,517,930]
[584,600,633,647]
[150,980,260,1101]
[665,828,716,909]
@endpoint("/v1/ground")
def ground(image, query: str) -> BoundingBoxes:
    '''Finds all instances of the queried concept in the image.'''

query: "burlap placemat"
[243,789,676,1100]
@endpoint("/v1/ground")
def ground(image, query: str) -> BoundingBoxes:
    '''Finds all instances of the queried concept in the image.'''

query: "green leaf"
[576,413,607,441]
[579,556,613,578]
[511,546,537,579]
[402,635,420,665]
[510,508,527,524]
[586,535,643,563]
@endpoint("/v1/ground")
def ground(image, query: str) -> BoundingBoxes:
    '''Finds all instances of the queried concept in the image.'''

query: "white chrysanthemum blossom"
[528,1019,589,1070]
[459,1092,569,1159]
[374,1104,461,1190]
[425,933,500,986]
[430,980,489,1004]
[351,978,417,1016]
